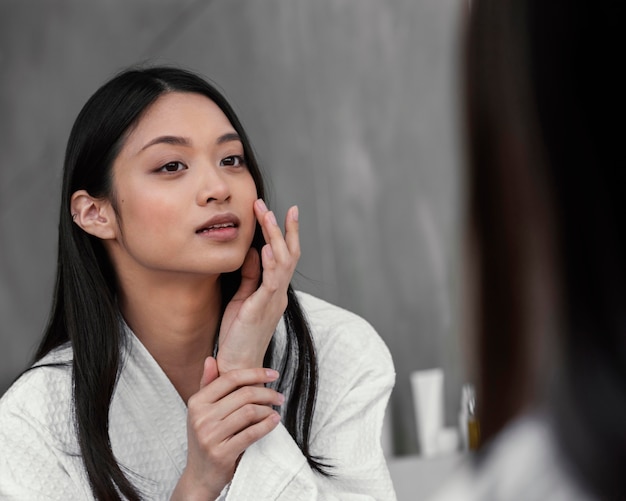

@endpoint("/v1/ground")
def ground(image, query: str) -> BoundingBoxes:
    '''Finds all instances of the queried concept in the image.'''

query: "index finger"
[194,367,280,404]
[284,205,300,258]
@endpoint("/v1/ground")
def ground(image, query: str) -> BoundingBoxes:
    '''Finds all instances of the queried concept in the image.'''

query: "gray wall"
[0,0,465,456]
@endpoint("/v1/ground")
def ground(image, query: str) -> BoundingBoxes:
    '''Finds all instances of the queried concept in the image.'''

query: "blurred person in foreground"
[431,0,624,499]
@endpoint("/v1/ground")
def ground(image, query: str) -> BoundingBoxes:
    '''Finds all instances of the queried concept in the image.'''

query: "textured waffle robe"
[0,292,396,500]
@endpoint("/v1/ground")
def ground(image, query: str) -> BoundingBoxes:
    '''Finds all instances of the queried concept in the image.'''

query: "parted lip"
[195,213,241,233]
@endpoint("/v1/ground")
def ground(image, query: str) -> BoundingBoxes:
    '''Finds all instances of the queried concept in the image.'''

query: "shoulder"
[294,291,395,383]
[429,414,593,501]
[0,344,75,447]
[0,345,92,498]
[295,290,374,330]
[482,414,592,499]
[295,291,391,355]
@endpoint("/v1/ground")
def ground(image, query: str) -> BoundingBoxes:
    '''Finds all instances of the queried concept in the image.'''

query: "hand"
[172,357,284,500]
[216,199,300,373]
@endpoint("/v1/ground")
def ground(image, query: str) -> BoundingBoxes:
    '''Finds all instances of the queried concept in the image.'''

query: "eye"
[220,155,246,167]
[157,161,187,173]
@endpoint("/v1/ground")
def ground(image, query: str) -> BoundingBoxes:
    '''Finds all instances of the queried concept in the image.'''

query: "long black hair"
[33,66,325,500]
[465,0,624,497]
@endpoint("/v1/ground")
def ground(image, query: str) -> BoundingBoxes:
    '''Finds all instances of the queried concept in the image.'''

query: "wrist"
[171,469,223,501]
[216,354,264,374]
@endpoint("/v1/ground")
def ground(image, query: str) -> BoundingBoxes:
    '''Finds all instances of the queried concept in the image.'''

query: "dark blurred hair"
[33,66,325,500]
[465,0,624,497]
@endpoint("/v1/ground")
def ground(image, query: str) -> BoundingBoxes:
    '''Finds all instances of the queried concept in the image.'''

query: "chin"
[221,263,245,274]
[217,252,250,274]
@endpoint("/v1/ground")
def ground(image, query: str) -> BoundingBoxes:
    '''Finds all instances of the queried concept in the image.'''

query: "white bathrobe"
[0,292,396,500]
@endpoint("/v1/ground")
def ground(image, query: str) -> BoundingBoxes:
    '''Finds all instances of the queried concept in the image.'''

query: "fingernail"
[256,198,268,212]
[277,393,285,404]
[265,368,279,378]
[271,412,281,424]
[267,211,277,226]
[263,245,275,260]
[291,205,299,222]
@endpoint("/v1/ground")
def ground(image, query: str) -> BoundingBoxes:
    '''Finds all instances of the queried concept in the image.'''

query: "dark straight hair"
[34,66,326,500]
[465,0,624,497]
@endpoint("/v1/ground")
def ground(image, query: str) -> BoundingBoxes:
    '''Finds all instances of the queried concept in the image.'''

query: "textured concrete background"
[0,0,465,456]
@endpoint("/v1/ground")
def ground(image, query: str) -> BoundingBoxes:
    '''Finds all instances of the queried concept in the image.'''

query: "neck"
[117,272,222,403]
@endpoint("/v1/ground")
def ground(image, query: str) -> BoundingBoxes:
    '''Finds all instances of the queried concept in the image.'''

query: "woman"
[0,66,396,500]
[430,0,623,499]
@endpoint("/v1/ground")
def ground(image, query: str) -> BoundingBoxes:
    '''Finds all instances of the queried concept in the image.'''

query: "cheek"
[240,175,259,233]
[117,191,180,238]
[241,171,258,200]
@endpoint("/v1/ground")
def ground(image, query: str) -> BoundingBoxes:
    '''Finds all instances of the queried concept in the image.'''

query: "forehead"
[123,92,236,151]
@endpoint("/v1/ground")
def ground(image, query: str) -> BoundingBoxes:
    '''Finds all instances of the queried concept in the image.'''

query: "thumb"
[231,247,260,302]
[200,356,219,389]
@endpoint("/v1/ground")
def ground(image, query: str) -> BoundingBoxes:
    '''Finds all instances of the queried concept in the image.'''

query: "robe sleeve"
[225,303,397,501]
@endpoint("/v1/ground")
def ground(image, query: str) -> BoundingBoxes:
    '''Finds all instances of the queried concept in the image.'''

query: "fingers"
[183,372,283,496]
[284,205,300,258]
[230,247,260,303]
[191,367,280,406]
[187,405,281,477]
[253,198,300,279]
[221,408,281,453]
[206,385,285,420]
[240,247,260,284]
[200,357,219,389]
[187,369,283,460]
[192,390,283,446]
[253,198,274,246]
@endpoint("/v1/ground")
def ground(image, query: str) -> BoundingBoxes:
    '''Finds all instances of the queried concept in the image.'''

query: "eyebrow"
[216,132,242,145]
[140,132,242,152]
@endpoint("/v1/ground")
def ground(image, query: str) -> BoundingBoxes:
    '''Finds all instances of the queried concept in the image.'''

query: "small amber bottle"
[467,406,480,451]
[460,383,480,451]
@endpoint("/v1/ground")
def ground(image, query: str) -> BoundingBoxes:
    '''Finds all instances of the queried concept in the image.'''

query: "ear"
[70,190,117,240]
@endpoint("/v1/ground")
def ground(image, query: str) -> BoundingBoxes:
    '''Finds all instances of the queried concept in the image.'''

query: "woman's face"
[105,91,258,280]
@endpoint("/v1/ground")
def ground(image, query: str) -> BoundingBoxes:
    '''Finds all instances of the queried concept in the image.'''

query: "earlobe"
[70,190,117,240]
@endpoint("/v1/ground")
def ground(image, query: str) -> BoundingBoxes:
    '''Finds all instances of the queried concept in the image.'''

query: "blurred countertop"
[388,452,466,500]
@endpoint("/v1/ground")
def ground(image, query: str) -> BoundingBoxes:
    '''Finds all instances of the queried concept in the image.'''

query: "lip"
[195,213,241,241]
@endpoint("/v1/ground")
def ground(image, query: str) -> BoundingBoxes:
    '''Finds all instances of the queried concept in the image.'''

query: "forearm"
[226,422,396,500]
[170,469,225,501]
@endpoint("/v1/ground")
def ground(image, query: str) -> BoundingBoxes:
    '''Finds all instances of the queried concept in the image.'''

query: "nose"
[196,165,231,206]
